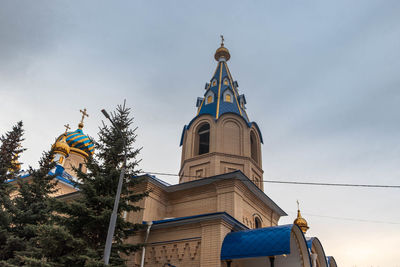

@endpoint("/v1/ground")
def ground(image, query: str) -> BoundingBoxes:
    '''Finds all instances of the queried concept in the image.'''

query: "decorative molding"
[145,240,201,264]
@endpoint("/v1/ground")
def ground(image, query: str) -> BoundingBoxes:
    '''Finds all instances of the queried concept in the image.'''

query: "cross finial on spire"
[220,35,224,46]
[64,124,70,135]
[297,200,300,211]
[79,108,89,129]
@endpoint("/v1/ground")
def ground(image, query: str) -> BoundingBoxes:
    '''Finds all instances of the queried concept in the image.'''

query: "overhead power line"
[138,171,400,189]
[289,212,400,225]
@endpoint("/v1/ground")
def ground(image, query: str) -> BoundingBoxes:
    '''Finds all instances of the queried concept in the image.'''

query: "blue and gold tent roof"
[197,61,249,121]
[196,43,249,123]
[180,41,263,146]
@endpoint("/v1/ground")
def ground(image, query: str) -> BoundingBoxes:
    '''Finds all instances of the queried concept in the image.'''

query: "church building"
[123,41,338,267]
[15,41,337,267]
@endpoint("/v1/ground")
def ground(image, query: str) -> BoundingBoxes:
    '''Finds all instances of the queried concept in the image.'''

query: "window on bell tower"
[225,93,231,102]
[223,90,233,103]
[197,123,210,155]
[205,91,214,105]
[250,131,258,163]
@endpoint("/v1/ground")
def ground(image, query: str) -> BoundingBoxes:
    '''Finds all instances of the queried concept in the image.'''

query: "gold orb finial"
[214,35,230,62]
[78,108,89,129]
[293,200,309,234]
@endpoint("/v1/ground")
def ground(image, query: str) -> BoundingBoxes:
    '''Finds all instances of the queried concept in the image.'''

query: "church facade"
[123,42,337,267]
[19,41,337,267]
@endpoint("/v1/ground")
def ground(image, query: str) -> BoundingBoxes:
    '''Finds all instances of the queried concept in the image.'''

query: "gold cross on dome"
[80,108,89,123]
[64,124,70,134]
[220,35,224,46]
[297,200,300,210]
[78,108,89,128]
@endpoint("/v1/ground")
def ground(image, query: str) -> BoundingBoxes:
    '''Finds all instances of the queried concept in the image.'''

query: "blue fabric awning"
[221,224,294,260]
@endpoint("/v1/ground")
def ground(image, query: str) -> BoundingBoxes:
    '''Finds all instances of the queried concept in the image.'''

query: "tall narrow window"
[250,131,258,163]
[198,123,210,155]
[255,217,262,229]
[207,95,213,104]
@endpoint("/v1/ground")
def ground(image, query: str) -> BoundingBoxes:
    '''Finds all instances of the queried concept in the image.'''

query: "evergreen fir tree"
[0,121,25,261]
[6,151,55,264]
[2,151,56,266]
[2,150,85,267]
[57,102,148,266]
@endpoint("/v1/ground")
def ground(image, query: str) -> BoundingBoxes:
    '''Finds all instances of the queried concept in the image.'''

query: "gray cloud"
[1,1,399,266]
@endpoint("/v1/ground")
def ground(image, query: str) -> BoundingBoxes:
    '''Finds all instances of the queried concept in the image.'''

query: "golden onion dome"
[214,35,230,61]
[294,201,309,234]
[52,135,71,156]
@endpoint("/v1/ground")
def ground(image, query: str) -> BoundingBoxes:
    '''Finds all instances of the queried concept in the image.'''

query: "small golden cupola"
[294,200,309,234]
[52,124,71,167]
[214,35,231,62]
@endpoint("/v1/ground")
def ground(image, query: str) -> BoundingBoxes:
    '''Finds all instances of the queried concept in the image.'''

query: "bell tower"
[179,39,264,190]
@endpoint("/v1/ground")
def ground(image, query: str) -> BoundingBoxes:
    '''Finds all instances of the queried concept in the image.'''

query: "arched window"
[223,90,233,103]
[223,78,229,85]
[250,131,258,163]
[255,217,262,229]
[205,91,214,105]
[212,79,217,87]
[197,123,210,155]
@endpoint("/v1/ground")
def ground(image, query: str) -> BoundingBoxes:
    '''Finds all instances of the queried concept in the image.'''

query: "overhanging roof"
[138,170,287,217]
[144,212,248,232]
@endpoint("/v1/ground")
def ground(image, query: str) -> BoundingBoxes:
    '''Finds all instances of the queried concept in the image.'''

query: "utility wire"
[138,171,400,189]
[139,171,400,224]
[289,212,400,225]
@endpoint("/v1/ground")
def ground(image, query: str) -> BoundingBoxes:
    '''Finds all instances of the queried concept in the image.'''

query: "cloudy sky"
[1,1,399,266]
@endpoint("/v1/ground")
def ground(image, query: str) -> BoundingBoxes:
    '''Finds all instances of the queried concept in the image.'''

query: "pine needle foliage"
[57,102,148,266]
[0,121,25,261]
